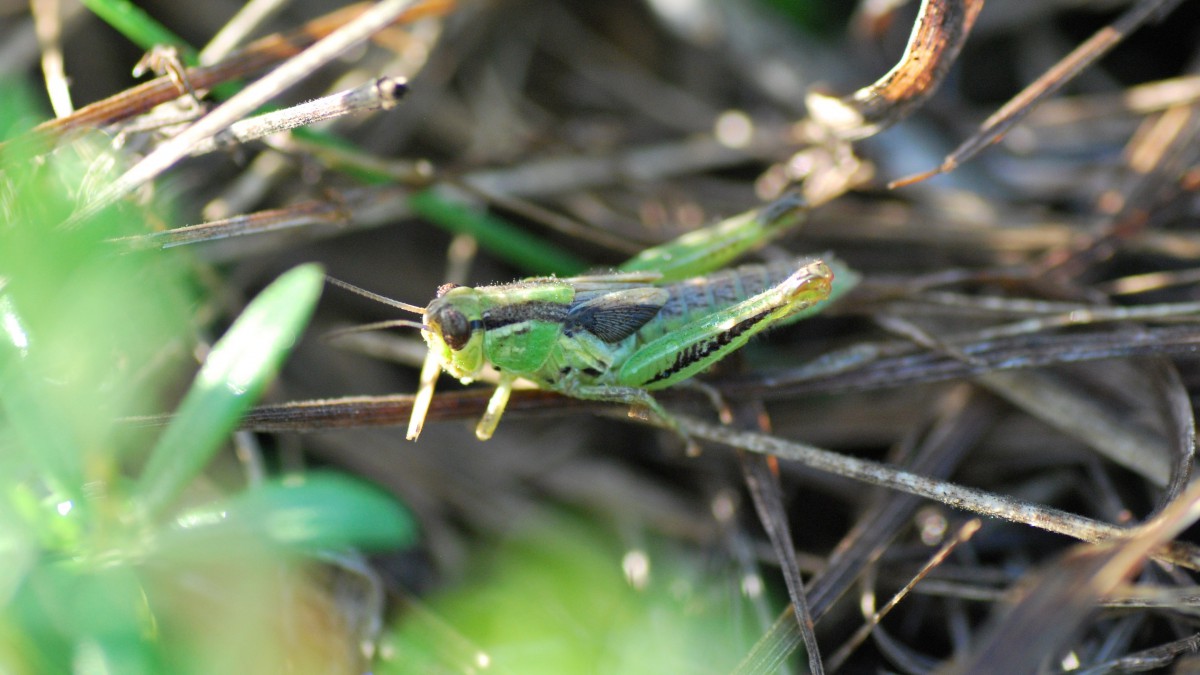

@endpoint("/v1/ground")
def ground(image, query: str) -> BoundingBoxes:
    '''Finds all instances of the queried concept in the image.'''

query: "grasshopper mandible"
[332,195,856,441]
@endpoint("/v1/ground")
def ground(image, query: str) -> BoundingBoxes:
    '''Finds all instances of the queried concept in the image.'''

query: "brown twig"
[891,0,1189,187]
[806,0,985,140]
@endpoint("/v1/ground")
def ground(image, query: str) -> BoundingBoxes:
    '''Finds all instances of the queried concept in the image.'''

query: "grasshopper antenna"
[323,275,440,440]
[325,276,426,314]
[322,319,429,341]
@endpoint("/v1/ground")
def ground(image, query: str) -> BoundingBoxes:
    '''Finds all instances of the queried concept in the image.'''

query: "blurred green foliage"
[0,84,415,673]
[380,516,772,675]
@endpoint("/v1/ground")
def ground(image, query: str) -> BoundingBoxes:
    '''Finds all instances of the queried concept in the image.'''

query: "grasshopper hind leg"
[569,384,698,451]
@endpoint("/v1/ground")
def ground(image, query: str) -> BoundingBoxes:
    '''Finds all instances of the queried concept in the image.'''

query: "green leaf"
[160,472,418,555]
[134,264,324,517]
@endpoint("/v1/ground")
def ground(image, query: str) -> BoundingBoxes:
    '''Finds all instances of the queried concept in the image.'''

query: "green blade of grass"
[288,134,590,276]
[408,190,588,276]
[134,264,324,518]
[78,0,195,61]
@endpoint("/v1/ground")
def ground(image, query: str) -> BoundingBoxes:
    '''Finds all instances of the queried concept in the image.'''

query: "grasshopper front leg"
[619,259,834,390]
[475,372,517,440]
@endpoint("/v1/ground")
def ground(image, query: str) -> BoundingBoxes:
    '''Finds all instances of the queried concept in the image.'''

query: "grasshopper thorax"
[423,285,486,381]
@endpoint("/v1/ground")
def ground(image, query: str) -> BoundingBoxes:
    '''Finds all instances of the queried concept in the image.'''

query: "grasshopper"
[332,195,856,440]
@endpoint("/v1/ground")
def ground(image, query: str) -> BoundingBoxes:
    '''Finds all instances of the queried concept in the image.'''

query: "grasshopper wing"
[565,287,668,343]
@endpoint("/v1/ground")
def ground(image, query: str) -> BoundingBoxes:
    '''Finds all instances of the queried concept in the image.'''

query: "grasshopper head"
[423,284,485,381]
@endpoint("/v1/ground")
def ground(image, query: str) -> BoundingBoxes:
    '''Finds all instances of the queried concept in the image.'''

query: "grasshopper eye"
[437,307,471,350]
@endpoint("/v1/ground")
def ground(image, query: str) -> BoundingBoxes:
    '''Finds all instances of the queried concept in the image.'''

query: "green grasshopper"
[332,195,857,440]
